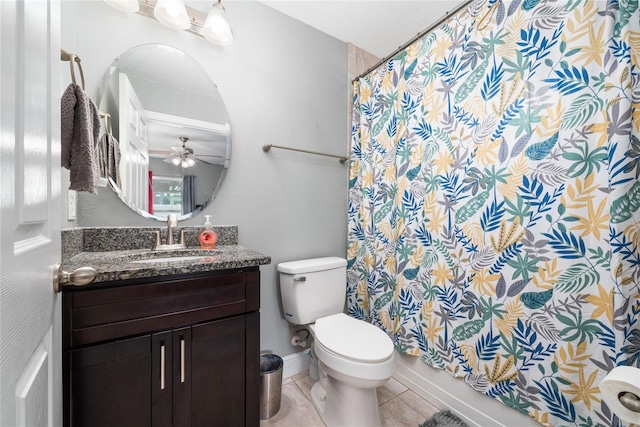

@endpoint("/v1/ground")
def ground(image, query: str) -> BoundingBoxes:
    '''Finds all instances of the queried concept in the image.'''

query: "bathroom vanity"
[61,227,270,427]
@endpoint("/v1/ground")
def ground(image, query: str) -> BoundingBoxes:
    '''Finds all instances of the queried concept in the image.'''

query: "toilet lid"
[313,313,394,363]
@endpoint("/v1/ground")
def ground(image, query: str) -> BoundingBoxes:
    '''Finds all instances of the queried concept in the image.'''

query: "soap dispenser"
[199,215,217,250]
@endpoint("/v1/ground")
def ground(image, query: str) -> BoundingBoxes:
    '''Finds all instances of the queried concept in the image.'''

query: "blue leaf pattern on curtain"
[347,1,640,426]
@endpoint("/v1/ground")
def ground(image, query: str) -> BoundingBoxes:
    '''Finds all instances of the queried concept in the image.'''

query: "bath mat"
[419,410,469,427]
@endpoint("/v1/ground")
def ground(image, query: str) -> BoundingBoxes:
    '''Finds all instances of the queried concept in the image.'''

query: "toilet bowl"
[277,257,396,427]
[309,313,395,427]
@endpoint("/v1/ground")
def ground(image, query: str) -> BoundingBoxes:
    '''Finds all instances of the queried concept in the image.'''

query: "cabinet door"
[172,327,191,427]
[69,335,152,427]
[152,331,173,427]
[190,316,247,427]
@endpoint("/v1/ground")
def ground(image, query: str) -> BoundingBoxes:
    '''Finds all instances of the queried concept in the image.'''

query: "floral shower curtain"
[347,1,640,426]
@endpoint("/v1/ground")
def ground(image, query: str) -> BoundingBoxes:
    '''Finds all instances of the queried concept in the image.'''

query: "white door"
[0,0,62,426]
[119,73,149,212]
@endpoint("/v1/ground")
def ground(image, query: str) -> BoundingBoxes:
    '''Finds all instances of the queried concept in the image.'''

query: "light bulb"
[206,12,226,32]
[154,0,190,30]
[186,157,196,167]
[165,2,181,17]
[171,157,181,166]
[103,0,139,13]
[181,159,189,168]
[202,2,233,46]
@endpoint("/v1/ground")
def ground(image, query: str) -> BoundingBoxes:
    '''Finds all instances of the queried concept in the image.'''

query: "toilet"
[278,257,395,427]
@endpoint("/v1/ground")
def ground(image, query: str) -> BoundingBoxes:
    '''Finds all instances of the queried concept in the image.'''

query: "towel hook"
[100,112,112,135]
[60,49,85,90]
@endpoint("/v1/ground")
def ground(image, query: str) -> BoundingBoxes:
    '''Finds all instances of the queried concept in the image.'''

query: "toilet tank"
[278,257,348,325]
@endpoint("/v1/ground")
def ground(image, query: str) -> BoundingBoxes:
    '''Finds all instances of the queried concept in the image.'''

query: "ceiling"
[257,0,469,58]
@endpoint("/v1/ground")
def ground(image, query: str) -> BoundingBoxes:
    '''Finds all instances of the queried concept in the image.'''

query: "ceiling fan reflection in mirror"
[165,136,196,168]
[153,136,221,168]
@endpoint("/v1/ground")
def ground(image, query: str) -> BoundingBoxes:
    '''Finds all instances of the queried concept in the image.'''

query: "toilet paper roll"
[599,366,640,424]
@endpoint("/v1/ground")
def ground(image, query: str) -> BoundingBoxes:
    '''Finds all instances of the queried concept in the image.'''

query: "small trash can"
[260,354,283,419]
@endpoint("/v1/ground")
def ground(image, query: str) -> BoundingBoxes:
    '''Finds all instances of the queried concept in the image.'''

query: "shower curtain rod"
[262,144,348,164]
[352,0,474,82]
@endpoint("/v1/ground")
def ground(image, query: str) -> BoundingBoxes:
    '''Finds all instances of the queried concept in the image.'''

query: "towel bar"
[262,144,347,164]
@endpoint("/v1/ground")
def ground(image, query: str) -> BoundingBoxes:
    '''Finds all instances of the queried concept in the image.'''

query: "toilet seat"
[313,313,394,363]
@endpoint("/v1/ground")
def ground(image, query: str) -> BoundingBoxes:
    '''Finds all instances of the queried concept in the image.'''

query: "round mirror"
[95,44,231,221]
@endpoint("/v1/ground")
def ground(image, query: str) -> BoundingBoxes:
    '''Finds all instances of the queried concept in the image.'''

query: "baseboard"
[282,349,311,379]
[393,351,538,427]
[393,363,489,427]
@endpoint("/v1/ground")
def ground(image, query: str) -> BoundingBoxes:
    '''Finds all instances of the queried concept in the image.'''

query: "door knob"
[53,264,97,293]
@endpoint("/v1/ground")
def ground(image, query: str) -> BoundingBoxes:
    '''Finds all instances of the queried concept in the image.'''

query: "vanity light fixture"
[102,0,139,13]
[102,0,234,46]
[154,0,190,30]
[202,0,234,46]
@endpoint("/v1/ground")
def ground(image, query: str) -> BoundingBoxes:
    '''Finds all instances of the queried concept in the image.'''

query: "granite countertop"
[62,245,271,284]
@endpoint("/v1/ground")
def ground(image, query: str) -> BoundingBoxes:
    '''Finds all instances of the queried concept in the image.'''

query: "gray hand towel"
[99,132,121,190]
[61,83,101,194]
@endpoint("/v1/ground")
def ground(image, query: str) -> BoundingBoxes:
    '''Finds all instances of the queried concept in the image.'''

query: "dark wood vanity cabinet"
[62,268,260,427]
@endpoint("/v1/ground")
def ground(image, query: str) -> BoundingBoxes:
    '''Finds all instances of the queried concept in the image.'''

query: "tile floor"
[260,372,440,427]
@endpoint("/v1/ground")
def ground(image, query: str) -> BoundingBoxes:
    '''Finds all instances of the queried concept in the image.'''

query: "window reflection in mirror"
[151,175,182,216]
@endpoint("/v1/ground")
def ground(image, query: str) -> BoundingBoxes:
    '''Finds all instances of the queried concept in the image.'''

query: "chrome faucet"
[152,214,186,250]
[167,214,177,245]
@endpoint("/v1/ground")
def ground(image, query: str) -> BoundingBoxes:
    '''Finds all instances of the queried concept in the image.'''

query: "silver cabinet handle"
[160,344,166,390]
[53,263,96,293]
[180,337,185,383]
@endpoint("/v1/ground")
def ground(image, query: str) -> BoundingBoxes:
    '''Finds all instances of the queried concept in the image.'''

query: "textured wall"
[61,1,348,357]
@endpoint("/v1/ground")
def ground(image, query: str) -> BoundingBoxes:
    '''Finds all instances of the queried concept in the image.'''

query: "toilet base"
[310,375,382,427]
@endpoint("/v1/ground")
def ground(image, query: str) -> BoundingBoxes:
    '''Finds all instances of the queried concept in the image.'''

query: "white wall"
[61,1,349,358]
